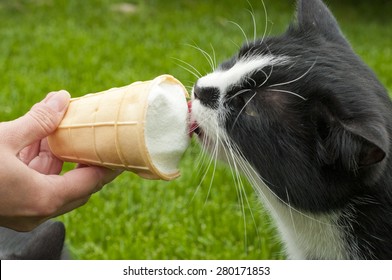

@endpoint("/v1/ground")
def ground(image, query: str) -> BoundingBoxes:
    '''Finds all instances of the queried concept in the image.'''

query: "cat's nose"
[193,85,220,109]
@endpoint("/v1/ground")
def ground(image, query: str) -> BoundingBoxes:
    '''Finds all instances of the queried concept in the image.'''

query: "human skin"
[0,90,121,231]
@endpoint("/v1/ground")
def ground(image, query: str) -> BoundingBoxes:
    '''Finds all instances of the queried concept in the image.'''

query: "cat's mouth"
[190,122,202,138]
[188,100,203,138]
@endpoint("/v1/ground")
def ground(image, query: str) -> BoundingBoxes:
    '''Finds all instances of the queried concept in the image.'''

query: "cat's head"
[191,0,391,212]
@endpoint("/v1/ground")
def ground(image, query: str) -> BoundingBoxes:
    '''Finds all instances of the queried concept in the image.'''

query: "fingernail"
[45,90,71,111]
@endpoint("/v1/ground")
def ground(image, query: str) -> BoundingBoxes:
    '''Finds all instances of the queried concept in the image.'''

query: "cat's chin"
[189,99,225,156]
[191,123,203,138]
[188,100,204,139]
[191,123,216,154]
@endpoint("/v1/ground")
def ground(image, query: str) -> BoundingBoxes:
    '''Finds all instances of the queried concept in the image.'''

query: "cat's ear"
[294,0,350,46]
[314,105,388,173]
[342,123,388,167]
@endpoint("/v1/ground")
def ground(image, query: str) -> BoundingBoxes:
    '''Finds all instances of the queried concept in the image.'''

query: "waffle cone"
[48,75,189,181]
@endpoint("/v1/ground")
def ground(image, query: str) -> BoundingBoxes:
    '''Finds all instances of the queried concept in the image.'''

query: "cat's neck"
[243,158,392,259]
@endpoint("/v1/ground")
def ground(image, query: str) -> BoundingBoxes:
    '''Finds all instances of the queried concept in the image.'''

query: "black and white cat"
[190,0,392,259]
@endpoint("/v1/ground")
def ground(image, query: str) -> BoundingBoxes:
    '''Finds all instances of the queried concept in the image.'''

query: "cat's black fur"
[0,220,67,260]
[192,0,392,259]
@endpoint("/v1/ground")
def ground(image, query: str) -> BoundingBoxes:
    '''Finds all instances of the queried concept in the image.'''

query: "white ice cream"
[145,81,189,176]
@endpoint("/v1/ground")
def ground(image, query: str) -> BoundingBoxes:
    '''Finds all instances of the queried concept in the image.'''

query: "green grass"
[1,0,391,259]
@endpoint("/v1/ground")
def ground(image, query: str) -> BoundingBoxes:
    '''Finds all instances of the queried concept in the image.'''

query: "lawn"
[0,0,391,259]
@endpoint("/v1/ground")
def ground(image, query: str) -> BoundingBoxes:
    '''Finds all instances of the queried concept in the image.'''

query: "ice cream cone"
[47,75,189,181]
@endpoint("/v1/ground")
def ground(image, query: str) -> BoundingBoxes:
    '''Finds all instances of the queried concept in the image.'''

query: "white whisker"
[210,43,217,70]
[231,91,258,129]
[239,158,347,229]
[259,0,269,44]
[257,64,274,88]
[227,88,252,102]
[175,64,201,80]
[186,43,216,72]
[217,138,343,231]
[171,57,202,78]
[185,85,194,92]
[269,59,317,88]
[269,88,307,101]
[189,113,219,203]
[246,76,257,88]
[286,188,298,237]
[223,137,264,252]
[230,39,241,50]
[228,20,249,46]
[246,0,257,42]
[191,131,216,203]
[219,136,249,252]
[193,136,210,175]
[204,131,220,206]
[189,146,209,202]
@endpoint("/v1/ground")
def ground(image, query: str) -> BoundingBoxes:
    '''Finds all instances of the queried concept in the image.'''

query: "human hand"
[0,91,121,231]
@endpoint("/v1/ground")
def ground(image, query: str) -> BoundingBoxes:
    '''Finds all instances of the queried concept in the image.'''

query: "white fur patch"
[244,167,348,259]
[191,98,222,141]
[196,55,289,93]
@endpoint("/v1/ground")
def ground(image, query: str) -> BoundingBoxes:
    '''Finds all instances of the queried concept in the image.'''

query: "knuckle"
[28,104,58,135]
[0,122,15,148]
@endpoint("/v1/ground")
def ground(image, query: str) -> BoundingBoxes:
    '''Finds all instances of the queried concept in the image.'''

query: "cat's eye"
[244,106,258,117]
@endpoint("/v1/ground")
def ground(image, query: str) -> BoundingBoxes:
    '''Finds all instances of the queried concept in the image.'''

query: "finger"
[1,165,119,223]
[19,140,41,164]
[28,139,63,175]
[0,90,70,153]
[54,196,92,217]
[44,166,121,206]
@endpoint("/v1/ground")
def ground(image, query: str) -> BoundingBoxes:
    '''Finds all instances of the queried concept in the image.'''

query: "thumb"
[2,90,70,153]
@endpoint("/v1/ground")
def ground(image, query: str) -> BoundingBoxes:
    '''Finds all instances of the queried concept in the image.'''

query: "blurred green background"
[0,0,391,259]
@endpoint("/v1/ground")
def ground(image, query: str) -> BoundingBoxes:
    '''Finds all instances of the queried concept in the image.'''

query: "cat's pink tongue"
[188,101,197,138]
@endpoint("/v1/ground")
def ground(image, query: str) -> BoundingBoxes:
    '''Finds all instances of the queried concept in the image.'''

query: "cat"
[190,0,392,259]
[0,220,67,260]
